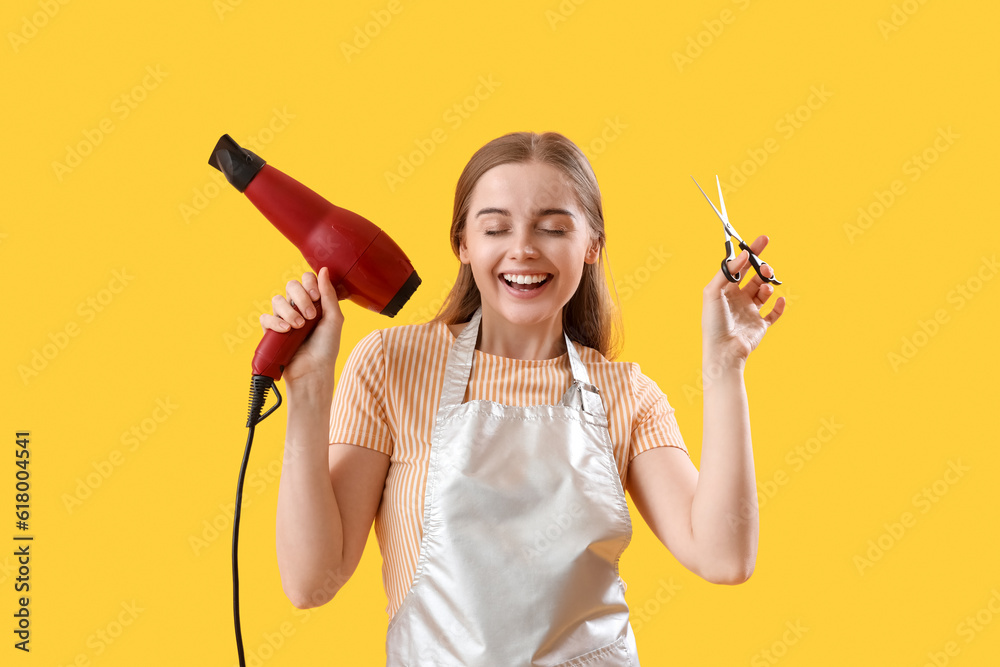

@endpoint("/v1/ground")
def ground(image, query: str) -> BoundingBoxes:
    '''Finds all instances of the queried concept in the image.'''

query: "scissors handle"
[743,239,782,285]
[722,239,742,282]
[723,239,782,285]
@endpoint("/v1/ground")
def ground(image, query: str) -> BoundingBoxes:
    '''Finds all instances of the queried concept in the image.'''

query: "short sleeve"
[629,364,689,461]
[328,329,394,456]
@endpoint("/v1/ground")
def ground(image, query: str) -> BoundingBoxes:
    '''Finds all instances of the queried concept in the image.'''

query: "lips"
[498,272,552,295]
[501,273,550,286]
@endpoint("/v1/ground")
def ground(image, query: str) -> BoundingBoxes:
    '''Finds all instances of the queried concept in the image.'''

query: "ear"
[584,238,601,264]
[459,235,470,264]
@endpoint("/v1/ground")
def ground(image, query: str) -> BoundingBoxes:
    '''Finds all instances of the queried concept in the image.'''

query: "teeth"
[503,273,548,285]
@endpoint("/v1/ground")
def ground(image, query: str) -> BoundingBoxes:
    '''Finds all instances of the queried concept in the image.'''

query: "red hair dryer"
[209,134,421,388]
[210,134,420,667]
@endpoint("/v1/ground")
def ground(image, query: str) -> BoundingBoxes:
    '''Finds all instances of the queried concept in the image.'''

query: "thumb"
[316,266,344,321]
[706,250,748,294]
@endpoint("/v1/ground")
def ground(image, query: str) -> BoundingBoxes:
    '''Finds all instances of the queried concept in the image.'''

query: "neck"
[477,308,566,360]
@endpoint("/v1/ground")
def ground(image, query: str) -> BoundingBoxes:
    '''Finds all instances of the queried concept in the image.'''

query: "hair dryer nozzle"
[209,134,266,192]
[382,270,422,317]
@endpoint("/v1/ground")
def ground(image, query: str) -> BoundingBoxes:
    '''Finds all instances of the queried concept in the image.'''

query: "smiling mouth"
[500,273,551,290]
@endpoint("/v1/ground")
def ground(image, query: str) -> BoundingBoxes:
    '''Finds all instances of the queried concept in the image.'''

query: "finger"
[724,249,749,285]
[286,279,316,319]
[763,296,786,326]
[272,294,306,328]
[752,281,775,307]
[260,312,292,333]
[750,235,769,255]
[706,249,748,295]
[301,272,321,302]
[740,236,771,294]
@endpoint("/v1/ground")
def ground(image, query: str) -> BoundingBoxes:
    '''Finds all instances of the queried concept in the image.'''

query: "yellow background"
[3,0,998,664]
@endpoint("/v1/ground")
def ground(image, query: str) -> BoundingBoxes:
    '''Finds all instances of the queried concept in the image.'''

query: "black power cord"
[234,375,283,667]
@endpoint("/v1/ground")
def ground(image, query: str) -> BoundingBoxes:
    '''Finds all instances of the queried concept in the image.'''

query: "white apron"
[385,307,640,666]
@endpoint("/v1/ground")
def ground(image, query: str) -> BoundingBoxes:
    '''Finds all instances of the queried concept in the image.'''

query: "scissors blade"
[690,176,727,225]
[722,219,745,245]
[712,175,748,244]
[715,175,729,224]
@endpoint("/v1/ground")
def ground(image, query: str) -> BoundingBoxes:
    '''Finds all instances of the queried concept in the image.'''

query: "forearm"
[690,349,758,583]
[275,380,345,607]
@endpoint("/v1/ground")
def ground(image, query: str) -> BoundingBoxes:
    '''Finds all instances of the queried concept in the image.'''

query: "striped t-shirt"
[328,318,688,620]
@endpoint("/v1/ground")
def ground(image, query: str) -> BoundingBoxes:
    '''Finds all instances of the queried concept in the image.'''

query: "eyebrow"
[474,207,575,219]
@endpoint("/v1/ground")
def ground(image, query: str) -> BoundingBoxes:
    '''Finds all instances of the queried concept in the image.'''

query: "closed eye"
[484,228,566,236]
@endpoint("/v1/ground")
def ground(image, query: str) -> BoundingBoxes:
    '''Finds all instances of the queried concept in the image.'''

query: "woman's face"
[459,160,600,330]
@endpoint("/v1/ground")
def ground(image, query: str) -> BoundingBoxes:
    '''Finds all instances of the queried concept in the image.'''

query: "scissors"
[691,175,781,285]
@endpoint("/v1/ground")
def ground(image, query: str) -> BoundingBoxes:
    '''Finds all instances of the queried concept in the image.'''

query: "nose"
[509,227,538,259]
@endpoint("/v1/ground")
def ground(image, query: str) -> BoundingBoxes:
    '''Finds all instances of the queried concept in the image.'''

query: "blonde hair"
[433,131,622,359]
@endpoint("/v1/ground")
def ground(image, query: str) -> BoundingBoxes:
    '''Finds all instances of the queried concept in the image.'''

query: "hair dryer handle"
[251,300,323,380]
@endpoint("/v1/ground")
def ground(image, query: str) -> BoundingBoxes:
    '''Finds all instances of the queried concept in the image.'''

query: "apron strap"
[438,307,483,410]
[438,307,607,420]
[559,336,606,420]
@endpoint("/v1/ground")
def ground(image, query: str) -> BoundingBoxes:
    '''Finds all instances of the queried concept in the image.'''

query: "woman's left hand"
[702,234,785,367]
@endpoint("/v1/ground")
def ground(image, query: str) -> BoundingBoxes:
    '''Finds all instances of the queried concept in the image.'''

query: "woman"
[265,131,785,665]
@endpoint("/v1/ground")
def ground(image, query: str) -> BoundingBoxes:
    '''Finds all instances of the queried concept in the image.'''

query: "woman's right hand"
[260,266,345,389]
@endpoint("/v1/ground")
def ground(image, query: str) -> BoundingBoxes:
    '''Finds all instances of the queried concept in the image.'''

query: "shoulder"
[571,342,669,407]
[571,342,646,400]
[570,341,641,384]
[381,318,451,349]
[347,319,453,367]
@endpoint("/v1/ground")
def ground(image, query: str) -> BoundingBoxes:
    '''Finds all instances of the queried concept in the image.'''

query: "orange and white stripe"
[329,319,687,620]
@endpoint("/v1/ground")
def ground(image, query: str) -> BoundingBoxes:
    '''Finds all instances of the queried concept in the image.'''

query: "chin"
[487,299,565,327]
